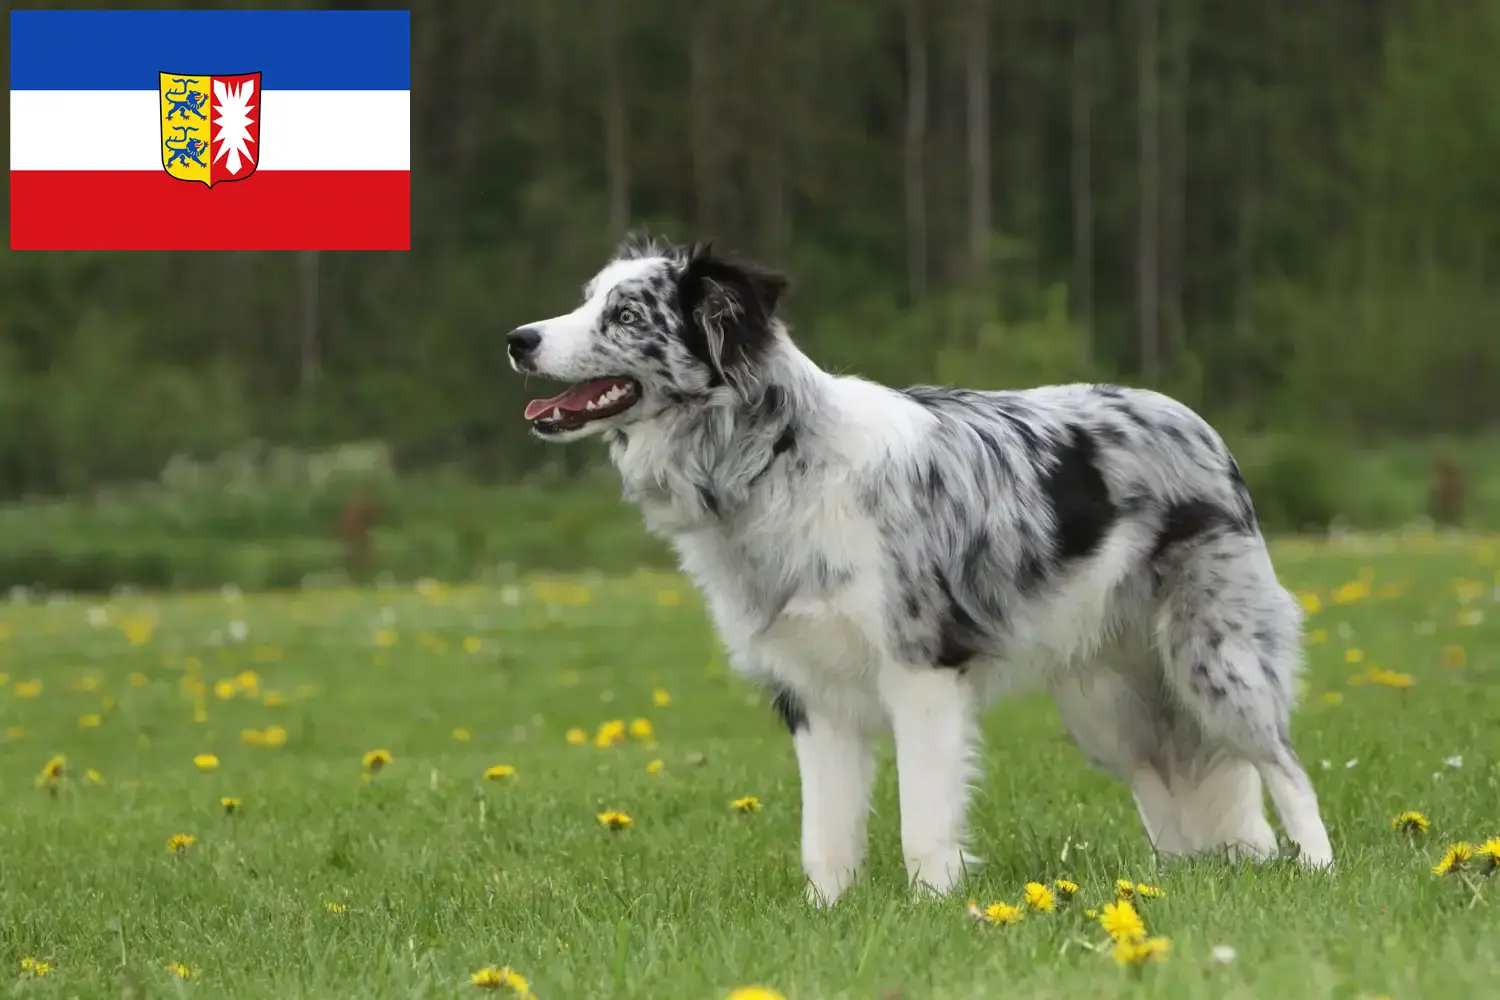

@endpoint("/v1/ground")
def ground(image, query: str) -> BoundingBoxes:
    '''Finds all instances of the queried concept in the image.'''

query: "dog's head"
[507,236,788,442]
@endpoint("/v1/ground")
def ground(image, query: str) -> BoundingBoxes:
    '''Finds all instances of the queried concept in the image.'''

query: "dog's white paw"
[803,864,858,907]
[905,848,981,898]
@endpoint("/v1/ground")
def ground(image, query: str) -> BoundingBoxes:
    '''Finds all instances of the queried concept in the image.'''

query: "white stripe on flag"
[10,89,410,171]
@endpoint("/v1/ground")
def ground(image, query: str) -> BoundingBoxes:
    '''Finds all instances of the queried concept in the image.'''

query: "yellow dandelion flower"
[1344,648,1364,665]
[982,902,1024,926]
[464,636,483,654]
[221,797,241,815]
[1135,883,1165,900]
[1476,837,1500,873]
[1114,879,1136,900]
[646,759,665,775]
[166,962,196,980]
[1083,907,1099,920]
[86,768,104,785]
[362,749,392,772]
[1299,592,1322,615]
[727,989,787,1000]
[598,809,633,830]
[565,727,589,746]
[1053,878,1080,899]
[470,965,533,995]
[128,672,149,688]
[16,679,42,698]
[595,720,627,747]
[1369,668,1414,690]
[37,754,66,786]
[241,728,267,747]
[453,727,473,743]
[629,718,654,740]
[731,796,762,813]
[1023,881,1056,912]
[263,690,286,708]
[1434,842,1474,877]
[1308,628,1328,645]
[20,957,52,977]
[213,679,236,700]
[1112,936,1171,967]
[1321,691,1344,706]
[652,687,672,707]
[262,724,288,748]
[1391,810,1430,834]
[484,764,517,781]
[1099,900,1146,942]
[167,833,196,854]
[1333,580,1370,605]
[325,901,347,913]
[193,753,219,771]
[375,628,398,647]
[74,712,101,729]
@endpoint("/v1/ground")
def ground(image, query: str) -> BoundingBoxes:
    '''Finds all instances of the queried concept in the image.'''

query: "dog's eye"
[617,307,639,326]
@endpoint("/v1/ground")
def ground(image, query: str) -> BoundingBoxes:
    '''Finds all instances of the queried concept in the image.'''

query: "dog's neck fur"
[608,326,827,535]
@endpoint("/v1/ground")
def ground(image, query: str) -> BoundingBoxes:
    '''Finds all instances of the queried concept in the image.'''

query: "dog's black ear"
[678,242,789,400]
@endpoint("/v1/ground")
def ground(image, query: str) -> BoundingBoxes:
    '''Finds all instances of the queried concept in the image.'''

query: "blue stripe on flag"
[10,9,410,91]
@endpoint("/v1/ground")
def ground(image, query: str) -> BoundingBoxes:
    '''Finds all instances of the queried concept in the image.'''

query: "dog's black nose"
[507,326,542,357]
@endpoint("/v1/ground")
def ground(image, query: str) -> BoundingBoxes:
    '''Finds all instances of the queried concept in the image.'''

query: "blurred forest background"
[4,0,1500,590]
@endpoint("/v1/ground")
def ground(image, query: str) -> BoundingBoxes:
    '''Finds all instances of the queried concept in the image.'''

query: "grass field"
[1,533,1498,999]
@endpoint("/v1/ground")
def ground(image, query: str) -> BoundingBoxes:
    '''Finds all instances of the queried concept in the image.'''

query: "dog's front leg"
[793,708,874,907]
[879,664,982,897]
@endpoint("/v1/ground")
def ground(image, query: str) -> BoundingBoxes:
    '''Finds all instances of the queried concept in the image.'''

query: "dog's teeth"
[550,407,561,420]
[585,400,598,410]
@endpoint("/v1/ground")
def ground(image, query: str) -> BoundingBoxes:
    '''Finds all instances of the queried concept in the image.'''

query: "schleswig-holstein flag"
[10,9,410,250]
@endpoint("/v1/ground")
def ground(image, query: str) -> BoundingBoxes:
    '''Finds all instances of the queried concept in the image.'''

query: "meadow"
[1,532,1497,999]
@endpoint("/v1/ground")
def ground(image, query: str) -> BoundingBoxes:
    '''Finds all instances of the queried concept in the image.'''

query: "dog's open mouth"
[523,377,640,433]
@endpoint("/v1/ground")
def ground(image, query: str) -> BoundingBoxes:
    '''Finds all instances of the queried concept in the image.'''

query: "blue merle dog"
[507,235,1334,904]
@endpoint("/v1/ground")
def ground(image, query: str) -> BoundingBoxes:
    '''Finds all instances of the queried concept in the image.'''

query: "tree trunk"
[965,0,991,280]
[689,2,719,232]
[1136,0,1162,383]
[600,0,631,235]
[1071,0,1095,356]
[1163,0,1192,365]
[298,250,320,392]
[903,0,929,304]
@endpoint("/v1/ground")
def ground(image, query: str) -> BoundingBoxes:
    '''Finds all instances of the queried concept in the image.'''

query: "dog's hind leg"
[1169,755,1277,862]
[1154,533,1333,869]
[879,665,983,896]
[1051,668,1188,857]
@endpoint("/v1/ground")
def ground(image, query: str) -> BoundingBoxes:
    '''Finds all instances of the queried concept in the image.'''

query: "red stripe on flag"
[10,171,409,250]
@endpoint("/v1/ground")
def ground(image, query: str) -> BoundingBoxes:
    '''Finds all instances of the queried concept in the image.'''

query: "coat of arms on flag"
[159,72,261,187]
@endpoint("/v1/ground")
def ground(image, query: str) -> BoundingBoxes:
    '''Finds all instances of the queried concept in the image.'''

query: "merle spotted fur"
[506,234,1334,905]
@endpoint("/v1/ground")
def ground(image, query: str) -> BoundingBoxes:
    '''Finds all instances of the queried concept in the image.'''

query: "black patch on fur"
[1095,423,1129,447]
[1039,425,1117,567]
[1190,663,1228,702]
[931,567,982,669]
[1226,457,1262,532]
[769,685,808,734]
[698,486,721,518]
[747,425,797,489]
[1112,402,1154,432]
[676,241,788,391]
[1149,498,1246,563]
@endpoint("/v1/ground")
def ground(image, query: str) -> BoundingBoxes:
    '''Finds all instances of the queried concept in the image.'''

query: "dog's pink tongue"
[523,379,620,420]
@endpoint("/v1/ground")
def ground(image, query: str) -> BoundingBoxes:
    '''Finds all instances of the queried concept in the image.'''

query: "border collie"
[507,235,1333,905]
